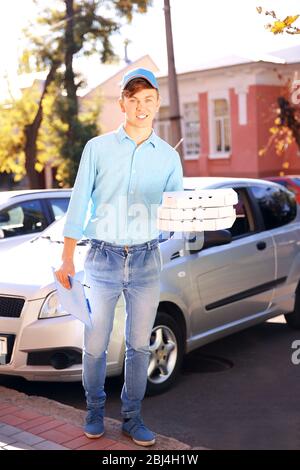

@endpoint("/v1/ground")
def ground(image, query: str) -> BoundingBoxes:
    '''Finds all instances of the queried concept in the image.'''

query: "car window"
[270,180,296,194]
[292,177,300,188]
[228,189,254,238]
[48,198,70,221]
[0,199,47,238]
[273,180,288,187]
[251,185,297,230]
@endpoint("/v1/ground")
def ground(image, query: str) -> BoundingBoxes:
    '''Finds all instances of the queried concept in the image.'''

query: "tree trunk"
[64,0,78,147]
[163,0,184,173]
[24,61,59,189]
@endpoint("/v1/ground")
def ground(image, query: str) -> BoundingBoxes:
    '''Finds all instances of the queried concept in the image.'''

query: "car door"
[250,184,300,310]
[185,186,276,336]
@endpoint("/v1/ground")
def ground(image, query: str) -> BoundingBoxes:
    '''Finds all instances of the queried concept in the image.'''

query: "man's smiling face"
[119,87,160,129]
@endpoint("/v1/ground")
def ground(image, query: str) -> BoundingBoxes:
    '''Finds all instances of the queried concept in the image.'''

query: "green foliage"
[0,84,41,182]
[1,0,153,187]
[257,7,300,34]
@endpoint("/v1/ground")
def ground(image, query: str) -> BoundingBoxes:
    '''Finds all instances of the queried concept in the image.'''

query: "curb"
[0,386,191,450]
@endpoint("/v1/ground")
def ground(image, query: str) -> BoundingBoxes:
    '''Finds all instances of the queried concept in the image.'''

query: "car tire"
[285,284,300,329]
[146,311,184,396]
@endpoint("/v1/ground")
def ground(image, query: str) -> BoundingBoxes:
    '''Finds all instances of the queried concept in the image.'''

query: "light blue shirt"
[63,124,183,245]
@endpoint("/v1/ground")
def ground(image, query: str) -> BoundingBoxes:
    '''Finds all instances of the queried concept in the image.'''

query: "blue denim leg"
[82,244,123,409]
[120,245,161,419]
[82,239,161,418]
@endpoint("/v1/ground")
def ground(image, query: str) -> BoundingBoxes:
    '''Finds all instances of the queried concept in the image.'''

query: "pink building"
[155,47,300,178]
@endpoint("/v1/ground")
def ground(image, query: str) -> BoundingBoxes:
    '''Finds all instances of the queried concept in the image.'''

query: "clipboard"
[51,266,92,327]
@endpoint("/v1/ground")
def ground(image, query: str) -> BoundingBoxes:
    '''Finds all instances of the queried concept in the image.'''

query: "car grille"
[0,334,16,364]
[0,296,25,318]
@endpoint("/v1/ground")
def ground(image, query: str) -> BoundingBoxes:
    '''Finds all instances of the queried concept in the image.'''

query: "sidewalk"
[0,386,192,451]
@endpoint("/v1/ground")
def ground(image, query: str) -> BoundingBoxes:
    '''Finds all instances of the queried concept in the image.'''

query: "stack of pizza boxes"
[157,188,238,232]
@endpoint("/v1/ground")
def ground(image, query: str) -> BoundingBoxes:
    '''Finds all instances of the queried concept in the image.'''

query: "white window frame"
[182,102,200,160]
[208,90,231,159]
[237,92,247,126]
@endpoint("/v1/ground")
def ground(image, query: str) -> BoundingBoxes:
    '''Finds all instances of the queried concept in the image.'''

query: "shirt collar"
[116,124,158,148]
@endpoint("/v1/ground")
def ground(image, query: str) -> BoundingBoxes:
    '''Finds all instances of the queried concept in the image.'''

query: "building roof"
[157,45,300,79]
[80,54,159,99]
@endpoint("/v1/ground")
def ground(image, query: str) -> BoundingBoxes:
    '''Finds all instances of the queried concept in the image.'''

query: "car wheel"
[285,284,300,329]
[146,311,184,396]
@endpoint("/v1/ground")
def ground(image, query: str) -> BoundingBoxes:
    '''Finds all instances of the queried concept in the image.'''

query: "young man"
[55,68,183,447]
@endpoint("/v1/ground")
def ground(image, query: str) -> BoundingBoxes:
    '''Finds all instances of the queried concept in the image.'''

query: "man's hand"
[56,237,78,289]
[54,259,75,290]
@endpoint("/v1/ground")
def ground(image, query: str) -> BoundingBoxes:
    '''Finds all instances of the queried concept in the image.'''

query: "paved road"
[1,315,300,449]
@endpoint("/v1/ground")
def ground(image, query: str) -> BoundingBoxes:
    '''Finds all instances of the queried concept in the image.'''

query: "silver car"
[0,189,71,251]
[0,177,300,395]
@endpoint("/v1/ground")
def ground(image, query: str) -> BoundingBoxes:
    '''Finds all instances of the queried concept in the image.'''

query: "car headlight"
[39,291,70,319]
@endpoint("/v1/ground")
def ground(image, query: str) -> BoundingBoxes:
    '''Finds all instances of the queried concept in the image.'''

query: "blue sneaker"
[122,416,156,447]
[84,408,104,439]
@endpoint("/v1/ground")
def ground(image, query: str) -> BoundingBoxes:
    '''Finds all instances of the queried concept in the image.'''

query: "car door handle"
[256,241,266,250]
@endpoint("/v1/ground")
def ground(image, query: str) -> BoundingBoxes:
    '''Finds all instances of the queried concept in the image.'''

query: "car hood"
[0,238,88,299]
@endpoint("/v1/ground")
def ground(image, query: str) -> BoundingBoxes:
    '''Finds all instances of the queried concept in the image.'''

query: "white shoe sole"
[123,430,155,446]
[132,437,156,447]
[84,431,104,439]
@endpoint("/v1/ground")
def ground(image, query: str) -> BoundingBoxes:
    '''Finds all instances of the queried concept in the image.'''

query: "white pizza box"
[202,206,236,219]
[158,205,235,221]
[157,218,205,232]
[157,206,204,221]
[195,188,238,207]
[162,191,199,209]
[157,215,236,232]
[202,215,236,231]
[162,188,238,209]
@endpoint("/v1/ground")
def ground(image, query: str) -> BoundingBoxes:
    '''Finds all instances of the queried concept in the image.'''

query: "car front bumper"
[0,296,125,382]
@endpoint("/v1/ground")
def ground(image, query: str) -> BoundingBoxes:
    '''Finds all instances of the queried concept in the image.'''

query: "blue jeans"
[82,238,162,419]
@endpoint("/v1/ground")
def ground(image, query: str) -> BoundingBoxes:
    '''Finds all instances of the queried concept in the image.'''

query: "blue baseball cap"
[120,67,159,91]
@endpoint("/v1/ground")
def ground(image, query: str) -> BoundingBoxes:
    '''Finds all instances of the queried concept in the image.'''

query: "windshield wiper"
[30,235,50,243]
[30,236,63,244]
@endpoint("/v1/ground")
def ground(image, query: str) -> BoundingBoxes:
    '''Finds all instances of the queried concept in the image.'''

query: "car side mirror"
[185,229,232,253]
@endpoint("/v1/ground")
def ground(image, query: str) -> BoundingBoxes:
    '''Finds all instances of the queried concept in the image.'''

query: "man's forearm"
[62,237,78,261]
